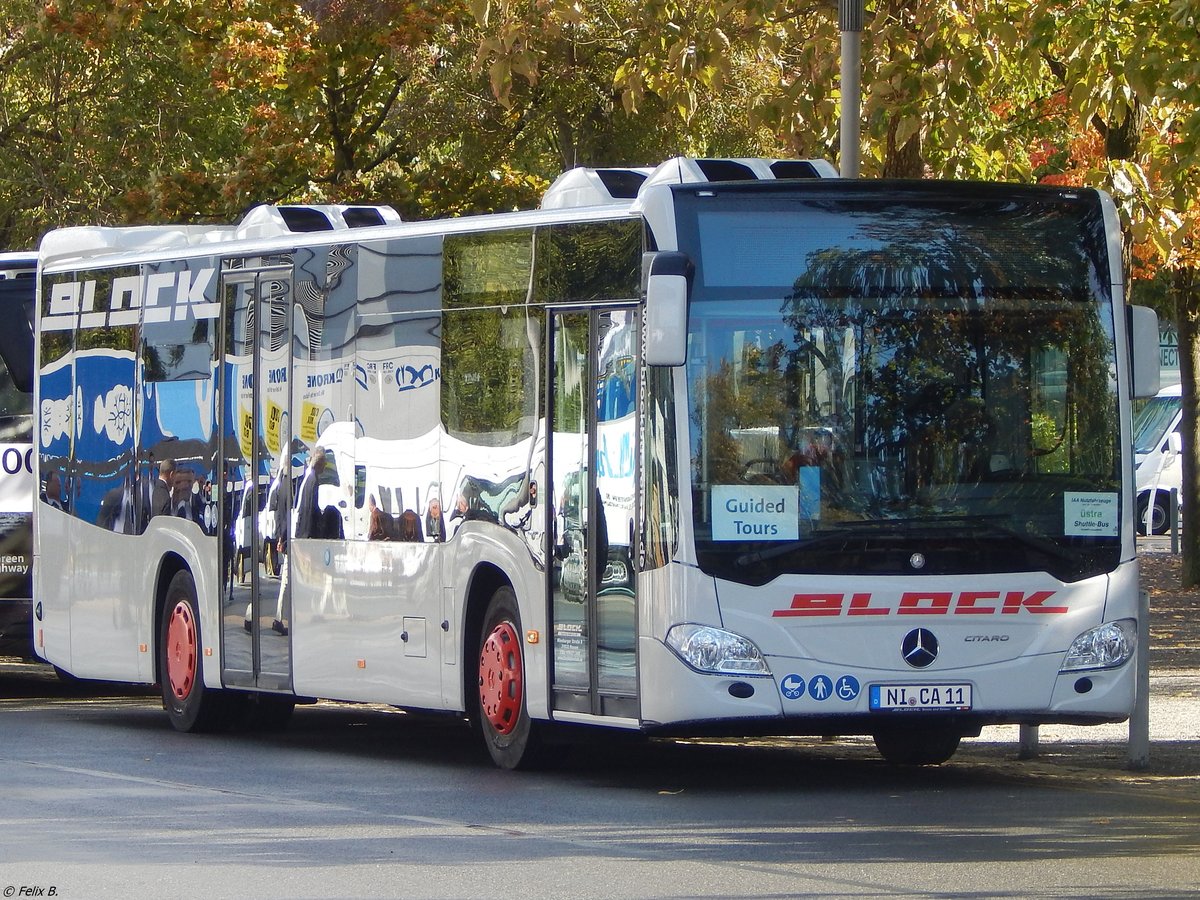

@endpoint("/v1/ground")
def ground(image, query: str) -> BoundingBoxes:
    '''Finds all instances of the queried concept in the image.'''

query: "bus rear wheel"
[872,726,961,766]
[160,570,235,732]
[475,586,549,769]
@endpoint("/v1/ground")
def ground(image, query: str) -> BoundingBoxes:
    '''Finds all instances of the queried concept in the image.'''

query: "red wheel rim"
[479,622,522,735]
[166,601,197,701]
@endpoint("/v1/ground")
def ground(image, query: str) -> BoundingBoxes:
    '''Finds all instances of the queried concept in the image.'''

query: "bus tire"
[1137,492,1170,536]
[159,569,234,733]
[872,727,961,766]
[475,585,549,770]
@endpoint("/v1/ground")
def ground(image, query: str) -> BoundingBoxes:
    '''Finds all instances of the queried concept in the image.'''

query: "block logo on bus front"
[772,589,1069,618]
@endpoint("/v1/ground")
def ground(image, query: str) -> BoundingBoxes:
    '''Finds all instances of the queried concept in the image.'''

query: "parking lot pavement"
[955,543,1198,786]
[4,543,1197,788]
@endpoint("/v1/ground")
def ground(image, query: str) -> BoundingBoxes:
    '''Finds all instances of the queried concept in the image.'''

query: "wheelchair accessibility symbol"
[835,675,861,701]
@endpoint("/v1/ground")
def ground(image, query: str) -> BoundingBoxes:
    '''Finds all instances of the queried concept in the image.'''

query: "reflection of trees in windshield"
[777,213,1118,516]
[688,196,1122,583]
[694,350,790,486]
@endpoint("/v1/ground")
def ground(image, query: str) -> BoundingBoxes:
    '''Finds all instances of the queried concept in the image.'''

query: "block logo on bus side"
[42,269,219,331]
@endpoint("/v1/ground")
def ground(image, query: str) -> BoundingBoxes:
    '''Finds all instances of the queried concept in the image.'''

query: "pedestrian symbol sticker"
[808,674,833,701]
[835,675,860,701]
[781,674,806,701]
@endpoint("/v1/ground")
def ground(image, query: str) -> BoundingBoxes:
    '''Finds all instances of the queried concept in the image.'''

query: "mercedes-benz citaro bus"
[32,157,1161,767]
[0,251,36,657]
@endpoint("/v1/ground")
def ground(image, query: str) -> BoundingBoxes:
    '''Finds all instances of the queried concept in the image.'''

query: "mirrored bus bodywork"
[33,166,1159,768]
[0,252,35,656]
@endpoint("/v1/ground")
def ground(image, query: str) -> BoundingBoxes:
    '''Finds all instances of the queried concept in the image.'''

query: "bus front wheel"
[159,570,236,732]
[1137,492,1170,536]
[475,585,549,769]
[872,727,961,766]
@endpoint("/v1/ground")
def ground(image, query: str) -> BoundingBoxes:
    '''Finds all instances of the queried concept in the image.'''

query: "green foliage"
[1031,413,1068,475]
[2,0,1198,280]
[7,0,1200,569]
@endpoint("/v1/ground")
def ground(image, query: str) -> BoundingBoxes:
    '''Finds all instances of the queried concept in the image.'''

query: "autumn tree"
[1138,0,1200,583]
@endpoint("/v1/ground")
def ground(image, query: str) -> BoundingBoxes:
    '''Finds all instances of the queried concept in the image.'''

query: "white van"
[1133,383,1182,534]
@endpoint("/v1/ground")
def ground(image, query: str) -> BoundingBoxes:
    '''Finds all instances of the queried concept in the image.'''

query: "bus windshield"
[675,184,1120,585]
[1133,392,1180,454]
[0,356,30,431]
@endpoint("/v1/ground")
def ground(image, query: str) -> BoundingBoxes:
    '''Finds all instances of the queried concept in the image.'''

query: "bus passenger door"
[219,265,294,692]
[549,307,639,719]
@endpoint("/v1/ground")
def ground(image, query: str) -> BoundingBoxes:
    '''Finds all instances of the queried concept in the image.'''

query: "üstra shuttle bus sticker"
[1064,491,1118,536]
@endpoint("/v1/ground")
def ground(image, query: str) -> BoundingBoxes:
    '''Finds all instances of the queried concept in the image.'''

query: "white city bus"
[0,251,36,656]
[34,158,1160,767]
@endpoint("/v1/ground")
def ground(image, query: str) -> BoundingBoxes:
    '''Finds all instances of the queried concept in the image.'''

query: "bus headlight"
[665,624,771,676]
[1060,619,1137,672]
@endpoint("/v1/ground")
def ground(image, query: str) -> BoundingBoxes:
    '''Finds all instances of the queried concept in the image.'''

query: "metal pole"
[839,0,863,179]
[1128,589,1151,769]
[1018,724,1039,760]
[1171,487,1179,554]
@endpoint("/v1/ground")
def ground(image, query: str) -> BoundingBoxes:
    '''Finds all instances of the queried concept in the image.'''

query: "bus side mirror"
[643,251,691,367]
[1168,431,1183,455]
[1129,305,1160,399]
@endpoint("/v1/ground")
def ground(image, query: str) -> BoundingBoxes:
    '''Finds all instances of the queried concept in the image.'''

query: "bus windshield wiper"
[735,515,1079,568]
[734,520,897,566]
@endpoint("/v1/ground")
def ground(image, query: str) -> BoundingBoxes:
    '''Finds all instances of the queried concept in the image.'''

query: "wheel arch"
[152,551,191,686]
[461,562,515,719]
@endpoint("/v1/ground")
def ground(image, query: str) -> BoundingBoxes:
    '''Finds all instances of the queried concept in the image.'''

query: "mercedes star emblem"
[902,628,938,668]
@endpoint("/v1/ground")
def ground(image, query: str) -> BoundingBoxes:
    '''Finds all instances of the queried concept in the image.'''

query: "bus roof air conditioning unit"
[39,225,234,267]
[642,156,839,190]
[541,167,654,209]
[236,204,401,239]
[769,159,840,179]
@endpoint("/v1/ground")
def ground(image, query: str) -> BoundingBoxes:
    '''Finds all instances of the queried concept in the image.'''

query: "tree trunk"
[882,117,923,178]
[1173,265,1200,586]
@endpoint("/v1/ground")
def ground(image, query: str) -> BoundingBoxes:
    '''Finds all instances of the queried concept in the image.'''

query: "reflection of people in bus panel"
[151,459,175,517]
[259,470,288,571]
[295,449,338,538]
[41,469,66,510]
[367,495,393,541]
[425,497,446,542]
[171,465,203,521]
[397,509,423,542]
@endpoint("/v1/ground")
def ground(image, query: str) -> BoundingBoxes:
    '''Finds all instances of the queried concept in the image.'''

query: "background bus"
[33,159,1160,768]
[1133,382,1182,534]
[0,251,36,657]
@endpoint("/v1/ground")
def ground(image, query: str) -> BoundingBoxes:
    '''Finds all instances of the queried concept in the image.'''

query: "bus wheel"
[160,570,232,733]
[1137,493,1170,536]
[476,586,547,769]
[872,727,961,766]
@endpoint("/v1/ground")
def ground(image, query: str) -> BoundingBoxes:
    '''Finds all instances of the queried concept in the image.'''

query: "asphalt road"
[2,654,1200,900]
